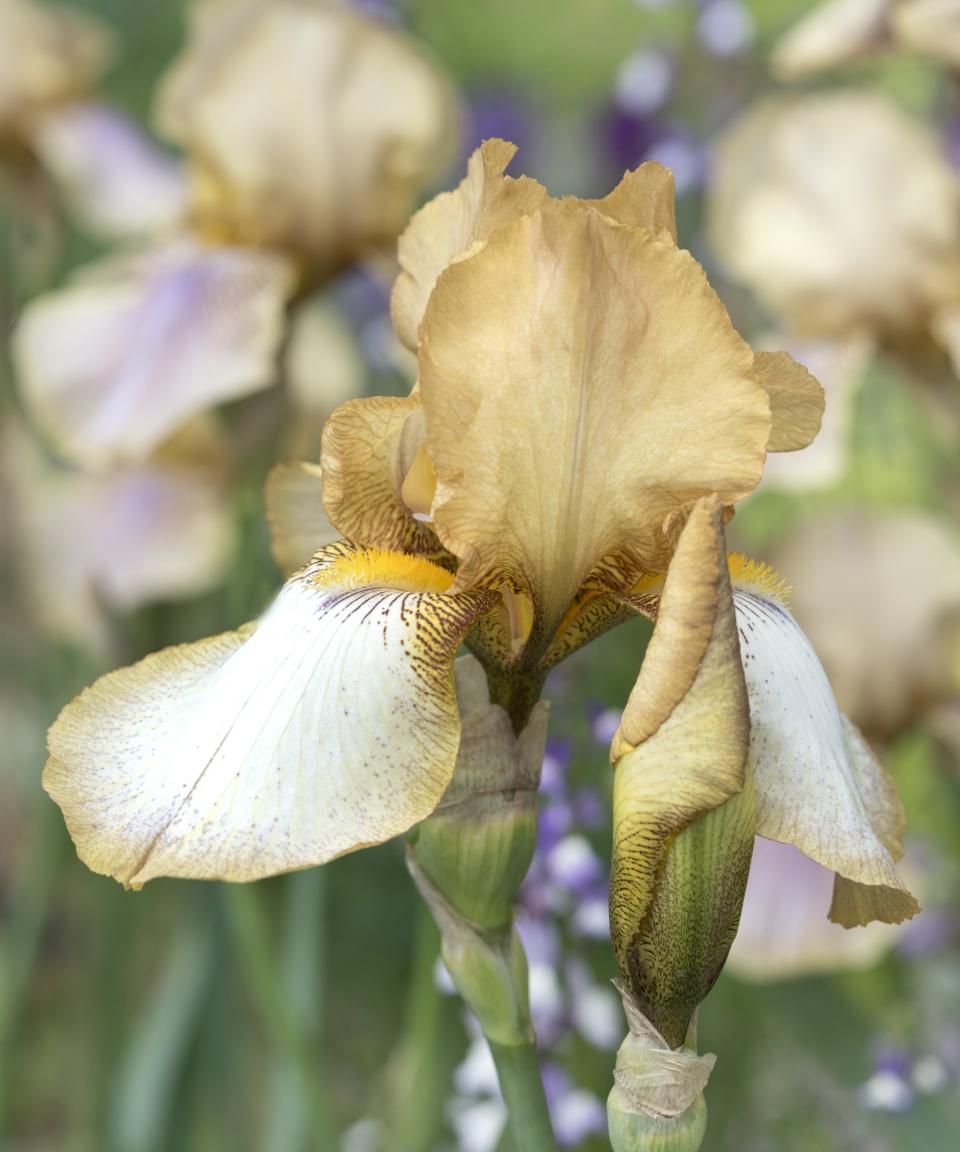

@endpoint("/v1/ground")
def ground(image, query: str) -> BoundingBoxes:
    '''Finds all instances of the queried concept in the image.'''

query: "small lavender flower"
[697,0,755,57]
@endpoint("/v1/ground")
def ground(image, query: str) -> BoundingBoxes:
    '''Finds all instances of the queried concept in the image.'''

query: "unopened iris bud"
[408,656,548,932]
[609,499,754,1049]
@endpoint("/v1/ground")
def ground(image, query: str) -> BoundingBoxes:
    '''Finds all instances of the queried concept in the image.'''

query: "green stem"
[489,1040,558,1152]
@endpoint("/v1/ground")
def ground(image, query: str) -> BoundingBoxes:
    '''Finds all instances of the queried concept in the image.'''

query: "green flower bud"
[617,775,755,1048]
[409,656,548,931]
[407,850,533,1045]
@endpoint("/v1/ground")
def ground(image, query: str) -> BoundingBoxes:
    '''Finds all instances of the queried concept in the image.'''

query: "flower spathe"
[44,543,495,887]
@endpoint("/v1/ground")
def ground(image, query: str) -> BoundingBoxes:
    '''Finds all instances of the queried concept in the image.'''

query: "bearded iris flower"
[13,0,458,471]
[43,139,919,1152]
[44,140,827,891]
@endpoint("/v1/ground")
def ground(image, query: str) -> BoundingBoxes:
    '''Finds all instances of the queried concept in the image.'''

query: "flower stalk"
[406,656,558,1150]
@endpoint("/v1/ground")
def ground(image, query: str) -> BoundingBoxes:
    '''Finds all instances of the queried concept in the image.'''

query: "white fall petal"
[30,102,187,239]
[44,543,494,887]
[727,837,904,981]
[13,237,295,469]
[732,583,918,927]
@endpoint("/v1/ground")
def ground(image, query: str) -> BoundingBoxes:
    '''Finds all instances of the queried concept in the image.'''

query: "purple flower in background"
[464,89,541,170]
[698,0,755,57]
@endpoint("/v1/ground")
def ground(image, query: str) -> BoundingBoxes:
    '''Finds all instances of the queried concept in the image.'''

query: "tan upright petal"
[264,461,338,576]
[13,237,295,469]
[419,203,770,642]
[610,499,752,1041]
[709,93,960,341]
[320,393,442,556]
[0,0,111,137]
[732,581,918,926]
[760,335,872,491]
[391,138,548,351]
[753,350,824,453]
[771,0,892,79]
[155,0,459,274]
[579,160,677,240]
[45,543,496,886]
[894,0,960,69]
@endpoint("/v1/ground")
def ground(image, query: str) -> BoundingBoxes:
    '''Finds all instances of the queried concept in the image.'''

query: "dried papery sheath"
[607,983,712,1152]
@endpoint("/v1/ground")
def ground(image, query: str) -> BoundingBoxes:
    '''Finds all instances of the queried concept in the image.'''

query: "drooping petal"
[730,569,918,927]
[13,237,295,469]
[610,499,752,1040]
[264,461,338,576]
[44,543,496,887]
[155,0,459,274]
[753,350,824,453]
[320,393,443,556]
[419,203,770,641]
[30,103,187,238]
[771,0,892,80]
[3,417,232,654]
[727,837,904,981]
[391,138,548,352]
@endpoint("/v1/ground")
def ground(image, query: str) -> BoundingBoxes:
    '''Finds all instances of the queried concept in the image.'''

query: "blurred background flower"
[3,2,960,1150]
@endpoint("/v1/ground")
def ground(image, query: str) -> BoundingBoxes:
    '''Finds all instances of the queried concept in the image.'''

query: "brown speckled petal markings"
[44,542,495,887]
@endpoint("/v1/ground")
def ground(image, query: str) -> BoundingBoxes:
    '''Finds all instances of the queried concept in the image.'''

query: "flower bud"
[616,775,755,1048]
[409,656,548,931]
[407,849,533,1046]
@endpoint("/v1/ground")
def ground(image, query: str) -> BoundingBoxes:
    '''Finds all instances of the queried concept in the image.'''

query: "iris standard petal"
[771,0,891,80]
[753,350,824,453]
[419,203,770,642]
[44,543,496,887]
[155,0,458,273]
[320,393,442,556]
[391,138,548,352]
[264,460,338,576]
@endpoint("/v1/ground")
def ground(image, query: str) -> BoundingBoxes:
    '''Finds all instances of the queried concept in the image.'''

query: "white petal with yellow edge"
[731,577,918,927]
[45,543,495,887]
